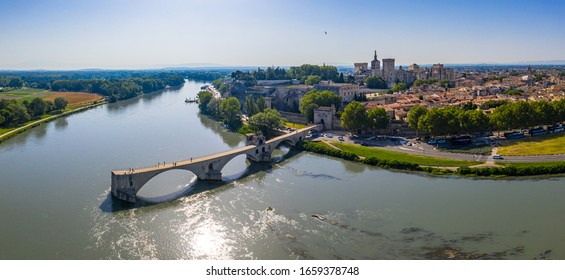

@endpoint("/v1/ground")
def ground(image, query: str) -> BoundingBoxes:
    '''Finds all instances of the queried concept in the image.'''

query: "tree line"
[1,70,186,89]
[408,99,565,136]
[1,72,185,102]
[197,91,286,138]
[340,101,390,133]
[230,64,342,84]
[50,74,185,102]
[0,97,68,128]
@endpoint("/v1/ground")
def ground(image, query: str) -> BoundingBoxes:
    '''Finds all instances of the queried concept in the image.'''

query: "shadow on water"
[54,117,68,131]
[99,146,303,212]
[197,113,244,148]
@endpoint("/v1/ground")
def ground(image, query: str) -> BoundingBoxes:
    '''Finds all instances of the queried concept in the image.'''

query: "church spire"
[374,50,377,60]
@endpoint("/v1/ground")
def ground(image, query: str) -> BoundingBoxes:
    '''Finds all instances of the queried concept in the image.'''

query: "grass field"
[500,161,565,168]
[497,133,565,156]
[330,142,479,167]
[284,122,307,129]
[0,88,47,101]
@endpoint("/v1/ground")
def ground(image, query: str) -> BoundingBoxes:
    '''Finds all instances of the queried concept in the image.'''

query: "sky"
[1,0,564,70]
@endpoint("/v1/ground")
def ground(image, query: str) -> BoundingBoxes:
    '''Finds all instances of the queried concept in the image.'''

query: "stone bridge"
[111,124,324,202]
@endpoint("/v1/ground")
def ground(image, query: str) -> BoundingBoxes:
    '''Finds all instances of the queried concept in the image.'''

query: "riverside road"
[314,131,565,163]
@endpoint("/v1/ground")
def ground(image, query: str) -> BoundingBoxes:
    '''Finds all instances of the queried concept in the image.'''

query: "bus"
[528,127,547,137]
[504,131,525,140]
[450,135,472,146]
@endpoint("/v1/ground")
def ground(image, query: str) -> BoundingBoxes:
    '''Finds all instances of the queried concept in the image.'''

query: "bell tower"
[370,50,380,76]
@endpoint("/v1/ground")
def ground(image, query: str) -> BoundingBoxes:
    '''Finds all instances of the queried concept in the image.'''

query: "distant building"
[354,51,454,88]
[315,82,360,103]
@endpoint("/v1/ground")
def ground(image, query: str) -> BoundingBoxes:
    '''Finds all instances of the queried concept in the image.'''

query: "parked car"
[493,155,504,159]
[338,136,344,141]
[325,133,334,138]
[428,139,436,144]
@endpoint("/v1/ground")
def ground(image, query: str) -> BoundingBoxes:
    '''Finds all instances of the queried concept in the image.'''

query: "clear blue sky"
[1,0,563,70]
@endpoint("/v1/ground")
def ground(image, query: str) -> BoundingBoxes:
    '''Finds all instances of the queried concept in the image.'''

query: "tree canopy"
[299,89,341,122]
[304,75,321,85]
[364,76,387,89]
[219,97,242,129]
[407,106,428,134]
[197,91,213,114]
[367,107,390,133]
[391,82,407,92]
[340,101,368,132]
[0,97,68,128]
[248,108,285,138]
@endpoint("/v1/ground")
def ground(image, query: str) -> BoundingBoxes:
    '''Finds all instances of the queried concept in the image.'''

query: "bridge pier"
[203,170,222,180]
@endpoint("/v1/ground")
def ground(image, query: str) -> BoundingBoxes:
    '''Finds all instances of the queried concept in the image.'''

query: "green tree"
[197,91,213,114]
[554,99,565,122]
[304,75,321,85]
[531,100,556,125]
[511,101,535,128]
[340,101,368,133]
[480,100,508,109]
[248,108,285,138]
[244,95,259,116]
[440,79,450,87]
[391,82,406,92]
[407,106,428,134]
[489,103,513,131]
[367,107,389,134]
[419,108,451,136]
[219,83,230,94]
[461,101,478,111]
[219,97,242,128]
[459,110,489,134]
[299,89,341,122]
[206,98,222,119]
[53,97,68,111]
[27,98,48,117]
[364,76,387,89]
[8,78,24,88]
[256,96,267,112]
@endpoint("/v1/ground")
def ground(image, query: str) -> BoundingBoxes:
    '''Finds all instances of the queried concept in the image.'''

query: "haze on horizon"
[1,0,564,70]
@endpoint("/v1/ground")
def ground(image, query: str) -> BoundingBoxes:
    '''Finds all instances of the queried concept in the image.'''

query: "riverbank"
[300,140,565,178]
[0,100,107,143]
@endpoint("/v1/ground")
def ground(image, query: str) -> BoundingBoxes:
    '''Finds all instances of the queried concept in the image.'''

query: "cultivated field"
[43,91,103,106]
[1,88,102,106]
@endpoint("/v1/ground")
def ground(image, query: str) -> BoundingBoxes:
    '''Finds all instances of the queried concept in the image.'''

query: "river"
[0,80,564,259]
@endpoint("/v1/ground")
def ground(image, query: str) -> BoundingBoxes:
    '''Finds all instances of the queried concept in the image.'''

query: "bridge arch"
[136,169,196,200]
[111,124,323,202]
[219,154,249,180]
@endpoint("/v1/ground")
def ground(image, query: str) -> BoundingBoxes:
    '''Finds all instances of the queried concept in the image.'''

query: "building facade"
[354,51,454,88]
[315,82,360,103]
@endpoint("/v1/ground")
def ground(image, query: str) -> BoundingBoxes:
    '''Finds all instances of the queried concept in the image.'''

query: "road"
[311,131,565,163]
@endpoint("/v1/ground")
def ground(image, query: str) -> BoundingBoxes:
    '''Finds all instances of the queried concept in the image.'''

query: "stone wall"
[280,111,307,124]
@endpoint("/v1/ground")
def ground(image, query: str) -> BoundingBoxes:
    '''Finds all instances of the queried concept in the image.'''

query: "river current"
[0,80,563,259]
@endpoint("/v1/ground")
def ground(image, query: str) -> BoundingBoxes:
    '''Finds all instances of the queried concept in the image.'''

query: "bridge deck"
[111,124,321,176]
[111,145,256,176]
